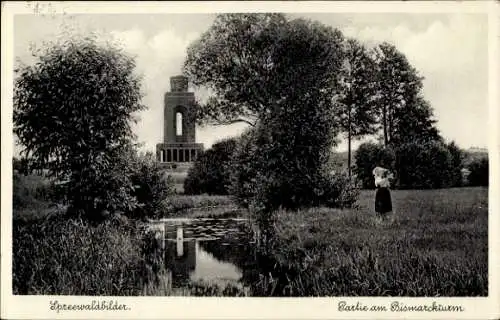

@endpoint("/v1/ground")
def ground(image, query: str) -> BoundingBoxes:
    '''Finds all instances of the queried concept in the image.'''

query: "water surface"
[147,218,259,290]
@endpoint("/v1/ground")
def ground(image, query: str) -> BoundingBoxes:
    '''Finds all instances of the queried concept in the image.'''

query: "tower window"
[176,112,183,136]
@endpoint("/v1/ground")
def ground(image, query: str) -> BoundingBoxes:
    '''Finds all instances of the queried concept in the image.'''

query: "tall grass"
[13,213,150,295]
[12,170,487,297]
[13,173,54,210]
[251,187,488,296]
[13,208,248,296]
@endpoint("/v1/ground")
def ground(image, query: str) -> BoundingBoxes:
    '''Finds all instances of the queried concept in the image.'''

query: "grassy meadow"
[12,172,487,296]
[263,187,488,296]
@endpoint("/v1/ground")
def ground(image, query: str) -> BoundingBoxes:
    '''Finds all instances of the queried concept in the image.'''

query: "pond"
[146,217,264,293]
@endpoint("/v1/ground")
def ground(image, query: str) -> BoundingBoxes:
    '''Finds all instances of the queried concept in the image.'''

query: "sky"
[13,12,489,154]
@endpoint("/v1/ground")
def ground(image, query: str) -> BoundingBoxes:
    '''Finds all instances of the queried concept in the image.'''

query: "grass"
[158,194,237,218]
[12,172,488,297]
[256,187,488,296]
[13,213,149,295]
[12,208,246,296]
[11,174,241,295]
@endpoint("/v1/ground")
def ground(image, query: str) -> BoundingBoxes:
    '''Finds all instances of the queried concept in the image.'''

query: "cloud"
[13,13,488,156]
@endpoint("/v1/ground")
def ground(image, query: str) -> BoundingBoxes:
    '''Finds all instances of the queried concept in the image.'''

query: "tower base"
[156,142,204,166]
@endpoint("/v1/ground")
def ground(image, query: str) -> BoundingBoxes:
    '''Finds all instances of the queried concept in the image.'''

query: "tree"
[185,14,350,216]
[446,141,464,187]
[335,39,378,177]
[468,157,488,186]
[184,138,237,195]
[372,42,440,147]
[396,141,454,189]
[14,34,145,219]
[183,13,344,128]
[391,96,442,145]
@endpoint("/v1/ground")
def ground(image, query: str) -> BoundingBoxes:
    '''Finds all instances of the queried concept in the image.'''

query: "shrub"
[354,142,395,189]
[445,141,464,187]
[14,34,145,220]
[316,172,360,209]
[396,141,454,189]
[184,138,237,195]
[13,172,55,209]
[230,127,358,213]
[467,157,488,186]
[129,152,174,219]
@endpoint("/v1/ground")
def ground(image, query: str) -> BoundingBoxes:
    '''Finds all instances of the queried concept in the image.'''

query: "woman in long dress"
[372,166,393,218]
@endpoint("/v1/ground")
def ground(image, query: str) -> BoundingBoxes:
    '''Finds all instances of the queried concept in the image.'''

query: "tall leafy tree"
[335,39,378,177]
[14,34,145,219]
[184,13,348,215]
[183,13,344,128]
[372,42,439,147]
[391,96,441,145]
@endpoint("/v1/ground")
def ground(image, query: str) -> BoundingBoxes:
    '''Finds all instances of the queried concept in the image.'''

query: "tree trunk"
[347,108,352,178]
[388,106,393,146]
[383,105,388,147]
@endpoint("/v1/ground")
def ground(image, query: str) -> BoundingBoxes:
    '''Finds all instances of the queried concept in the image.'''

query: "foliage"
[13,172,55,209]
[446,141,465,187]
[13,214,146,295]
[13,34,145,219]
[230,127,358,214]
[372,42,440,147]
[467,157,488,186]
[396,141,454,189]
[184,13,344,128]
[354,142,396,189]
[13,157,33,175]
[186,14,349,215]
[335,38,379,175]
[315,172,360,209]
[184,138,237,195]
[129,152,174,220]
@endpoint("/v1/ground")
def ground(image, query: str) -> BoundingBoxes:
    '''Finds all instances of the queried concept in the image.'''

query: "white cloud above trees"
[13,12,488,154]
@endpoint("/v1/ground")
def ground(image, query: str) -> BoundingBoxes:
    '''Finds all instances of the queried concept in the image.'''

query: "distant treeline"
[184,140,488,195]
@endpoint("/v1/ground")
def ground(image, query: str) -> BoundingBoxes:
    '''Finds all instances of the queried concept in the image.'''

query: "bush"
[396,141,454,189]
[315,172,360,209]
[13,172,55,209]
[129,152,174,219]
[467,157,488,186]
[14,34,145,220]
[230,127,358,213]
[354,142,395,189]
[354,141,463,190]
[446,141,464,187]
[184,138,237,195]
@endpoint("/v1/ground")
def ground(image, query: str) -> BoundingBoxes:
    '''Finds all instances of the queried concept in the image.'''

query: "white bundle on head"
[373,166,393,188]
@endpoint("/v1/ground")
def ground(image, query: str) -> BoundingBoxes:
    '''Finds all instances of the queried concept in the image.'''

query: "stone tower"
[156,75,204,166]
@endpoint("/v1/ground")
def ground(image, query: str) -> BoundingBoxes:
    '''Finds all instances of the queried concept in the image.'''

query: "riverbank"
[11,190,247,295]
[12,186,488,296]
[256,187,488,296]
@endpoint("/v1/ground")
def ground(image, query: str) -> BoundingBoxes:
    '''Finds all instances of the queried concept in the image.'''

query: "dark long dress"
[375,187,392,214]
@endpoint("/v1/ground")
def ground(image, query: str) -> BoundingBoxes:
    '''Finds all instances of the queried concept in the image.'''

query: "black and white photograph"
[1,1,499,319]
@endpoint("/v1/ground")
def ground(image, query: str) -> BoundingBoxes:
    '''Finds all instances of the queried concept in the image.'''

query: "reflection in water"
[147,218,296,296]
[153,219,258,289]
